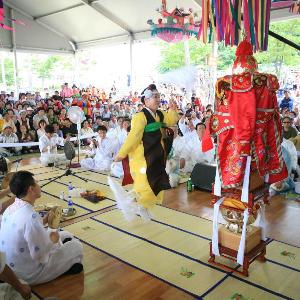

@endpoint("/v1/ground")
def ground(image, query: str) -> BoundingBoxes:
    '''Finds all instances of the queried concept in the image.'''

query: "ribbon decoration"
[198,0,272,51]
[237,208,249,265]
[0,0,25,31]
[212,197,225,256]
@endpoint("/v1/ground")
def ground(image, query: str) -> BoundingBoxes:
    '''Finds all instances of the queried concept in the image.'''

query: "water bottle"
[68,181,73,196]
[67,195,73,214]
[187,178,193,192]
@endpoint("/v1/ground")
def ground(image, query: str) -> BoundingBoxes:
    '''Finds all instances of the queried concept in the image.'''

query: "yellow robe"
[118,109,178,208]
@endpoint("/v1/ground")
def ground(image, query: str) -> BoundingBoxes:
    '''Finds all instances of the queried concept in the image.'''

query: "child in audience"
[80,125,115,171]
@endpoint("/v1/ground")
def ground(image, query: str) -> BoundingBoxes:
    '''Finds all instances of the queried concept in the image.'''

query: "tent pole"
[9,8,18,97]
[129,34,133,91]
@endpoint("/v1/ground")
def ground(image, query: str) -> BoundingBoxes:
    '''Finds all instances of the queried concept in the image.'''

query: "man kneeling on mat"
[0,171,83,285]
[39,124,70,166]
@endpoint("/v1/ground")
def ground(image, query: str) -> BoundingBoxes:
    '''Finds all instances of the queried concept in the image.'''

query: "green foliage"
[157,19,300,74]
[157,39,211,73]
[254,19,300,76]
[31,56,60,80]
[0,57,15,87]
[1,58,15,86]
[217,43,236,70]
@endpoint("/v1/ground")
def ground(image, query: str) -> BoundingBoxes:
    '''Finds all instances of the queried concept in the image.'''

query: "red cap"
[232,39,258,74]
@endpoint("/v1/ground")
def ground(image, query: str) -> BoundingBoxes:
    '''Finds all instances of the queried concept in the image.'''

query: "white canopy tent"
[0,0,298,93]
[1,0,298,54]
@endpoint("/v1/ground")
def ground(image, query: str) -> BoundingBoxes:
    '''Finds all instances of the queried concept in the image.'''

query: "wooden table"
[208,240,267,276]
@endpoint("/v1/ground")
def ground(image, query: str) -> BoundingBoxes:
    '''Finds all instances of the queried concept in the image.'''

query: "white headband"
[142,89,153,99]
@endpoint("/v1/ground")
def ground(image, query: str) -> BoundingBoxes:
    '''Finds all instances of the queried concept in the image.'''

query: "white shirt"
[0,133,19,144]
[39,133,64,155]
[191,117,201,127]
[282,138,298,170]
[185,131,215,164]
[80,127,94,136]
[0,198,54,280]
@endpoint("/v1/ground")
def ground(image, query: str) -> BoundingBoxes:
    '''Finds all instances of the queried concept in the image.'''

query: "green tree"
[31,55,61,87]
[157,19,300,74]
[254,19,300,77]
[0,57,15,87]
[157,39,211,73]
[217,43,236,70]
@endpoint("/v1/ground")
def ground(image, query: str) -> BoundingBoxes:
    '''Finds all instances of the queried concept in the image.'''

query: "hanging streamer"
[197,0,271,51]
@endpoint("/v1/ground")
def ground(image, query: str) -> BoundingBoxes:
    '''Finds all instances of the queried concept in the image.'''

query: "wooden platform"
[14,156,300,300]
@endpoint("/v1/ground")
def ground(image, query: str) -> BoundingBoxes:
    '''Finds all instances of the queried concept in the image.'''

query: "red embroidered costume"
[203,39,287,193]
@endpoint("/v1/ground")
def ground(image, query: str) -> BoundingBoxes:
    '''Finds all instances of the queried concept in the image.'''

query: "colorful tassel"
[195,0,271,51]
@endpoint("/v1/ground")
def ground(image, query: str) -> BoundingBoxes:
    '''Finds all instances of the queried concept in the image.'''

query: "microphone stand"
[41,159,88,188]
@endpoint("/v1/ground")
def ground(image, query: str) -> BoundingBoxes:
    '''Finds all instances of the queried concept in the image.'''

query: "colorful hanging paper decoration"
[0,0,25,31]
[147,0,200,43]
[290,1,300,14]
[198,0,273,51]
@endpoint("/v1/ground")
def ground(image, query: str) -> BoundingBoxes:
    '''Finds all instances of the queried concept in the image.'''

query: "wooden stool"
[208,241,267,276]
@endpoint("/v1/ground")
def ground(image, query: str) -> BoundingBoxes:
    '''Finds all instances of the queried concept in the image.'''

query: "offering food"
[80,190,105,203]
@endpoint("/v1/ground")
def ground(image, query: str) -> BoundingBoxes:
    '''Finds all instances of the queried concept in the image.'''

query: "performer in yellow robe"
[114,84,178,212]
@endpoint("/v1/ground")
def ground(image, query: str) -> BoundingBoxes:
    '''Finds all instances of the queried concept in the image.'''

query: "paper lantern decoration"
[147,0,199,43]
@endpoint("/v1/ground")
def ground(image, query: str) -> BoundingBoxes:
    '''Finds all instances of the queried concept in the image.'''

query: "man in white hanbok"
[80,125,115,171]
[39,124,69,166]
[0,171,83,285]
[110,119,131,178]
[185,123,215,167]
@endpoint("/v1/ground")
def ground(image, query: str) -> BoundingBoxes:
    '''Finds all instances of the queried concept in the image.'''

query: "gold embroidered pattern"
[211,116,219,131]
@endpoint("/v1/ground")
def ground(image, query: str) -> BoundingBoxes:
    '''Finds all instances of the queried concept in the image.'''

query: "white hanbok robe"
[80,136,114,171]
[185,131,215,168]
[106,126,122,140]
[0,198,83,285]
[39,133,66,166]
[282,138,298,171]
[110,129,128,178]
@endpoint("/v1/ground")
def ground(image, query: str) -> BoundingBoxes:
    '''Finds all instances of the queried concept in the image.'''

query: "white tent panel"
[96,0,202,33]
[271,8,300,22]
[0,29,12,49]
[40,5,128,43]
[0,0,298,52]
[7,0,82,18]
[13,11,74,53]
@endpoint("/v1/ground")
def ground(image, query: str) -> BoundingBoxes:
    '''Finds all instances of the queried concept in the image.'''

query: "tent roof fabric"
[0,0,298,54]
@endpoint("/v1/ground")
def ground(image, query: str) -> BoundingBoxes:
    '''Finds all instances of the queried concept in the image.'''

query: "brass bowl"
[220,208,257,233]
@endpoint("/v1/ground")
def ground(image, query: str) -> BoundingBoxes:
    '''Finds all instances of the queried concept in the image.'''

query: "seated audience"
[0,125,21,157]
[81,125,115,171]
[37,119,47,139]
[282,116,298,139]
[18,125,34,154]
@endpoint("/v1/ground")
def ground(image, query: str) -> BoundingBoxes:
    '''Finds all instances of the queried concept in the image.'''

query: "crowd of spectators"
[0,83,212,157]
[0,81,300,158]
